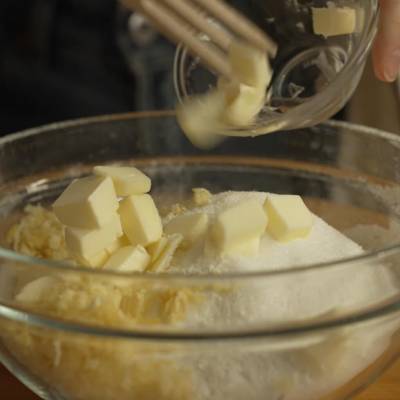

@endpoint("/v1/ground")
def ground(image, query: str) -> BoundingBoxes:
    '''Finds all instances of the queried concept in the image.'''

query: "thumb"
[373,0,400,81]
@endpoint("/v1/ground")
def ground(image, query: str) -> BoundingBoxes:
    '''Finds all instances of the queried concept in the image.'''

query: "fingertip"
[372,34,400,82]
[373,0,400,82]
[372,41,388,82]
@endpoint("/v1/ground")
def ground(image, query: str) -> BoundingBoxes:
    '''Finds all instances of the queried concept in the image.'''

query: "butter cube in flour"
[74,250,109,268]
[106,235,130,255]
[119,194,162,246]
[312,7,356,37]
[147,236,169,262]
[264,194,313,242]
[16,276,61,303]
[53,176,118,229]
[104,245,150,273]
[150,234,183,273]
[65,214,122,259]
[165,213,209,246]
[211,200,267,255]
[192,188,212,206]
[229,236,260,257]
[94,166,151,196]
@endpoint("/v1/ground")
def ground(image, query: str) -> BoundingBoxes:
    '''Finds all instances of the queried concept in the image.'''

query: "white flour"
[167,191,398,400]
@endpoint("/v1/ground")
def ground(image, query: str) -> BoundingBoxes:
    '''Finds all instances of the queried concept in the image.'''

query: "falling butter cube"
[165,213,209,246]
[65,214,122,259]
[211,200,268,255]
[176,89,226,150]
[53,176,118,229]
[312,7,356,37]
[94,165,151,196]
[74,250,109,268]
[229,42,272,88]
[119,194,163,246]
[104,245,150,273]
[222,82,265,127]
[15,276,60,303]
[264,194,313,242]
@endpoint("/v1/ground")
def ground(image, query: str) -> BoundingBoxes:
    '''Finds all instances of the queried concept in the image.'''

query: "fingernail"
[384,49,400,82]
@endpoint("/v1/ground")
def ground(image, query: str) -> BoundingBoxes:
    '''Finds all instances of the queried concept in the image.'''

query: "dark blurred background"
[0,0,399,136]
[0,0,178,135]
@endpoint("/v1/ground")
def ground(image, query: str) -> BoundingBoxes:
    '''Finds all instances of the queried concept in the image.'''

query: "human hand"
[373,0,400,82]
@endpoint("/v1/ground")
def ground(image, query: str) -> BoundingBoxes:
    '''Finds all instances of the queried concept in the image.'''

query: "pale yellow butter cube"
[264,194,313,242]
[312,7,356,37]
[147,236,169,262]
[211,200,268,255]
[65,214,122,259]
[229,236,260,257]
[16,276,60,303]
[94,165,151,196]
[106,235,130,255]
[104,245,150,273]
[103,212,123,238]
[192,188,212,206]
[176,89,226,150]
[150,234,183,273]
[53,176,118,229]
[118,194,163,246]
[222,82,265,127]
[74,250,109,268]
[229,42,271,87]
[165,213,209,246]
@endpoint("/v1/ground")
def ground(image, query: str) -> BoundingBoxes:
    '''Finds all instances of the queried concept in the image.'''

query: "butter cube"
[147,236,169,262]
[65,214,122,259]
[106,235,130,255]
[264,194,313,242]
[229,42,271,87]
[119,194,163,246]
[94,165,151,196]
[74,250,109,268]
[222,82,265,127]
[211,200,268,255]
[312,7,356,37]
[150,234,183,273]
[53,176,118,229]
[229,236,260,257]
[104,245,150,273]
[165,213,209,246]
[15,276,60,303]
[112,215,124,238]
[177,89,226,150]
[192,188,212,206]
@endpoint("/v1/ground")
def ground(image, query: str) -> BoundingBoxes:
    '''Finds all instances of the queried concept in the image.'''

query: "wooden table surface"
[1,360,399,399]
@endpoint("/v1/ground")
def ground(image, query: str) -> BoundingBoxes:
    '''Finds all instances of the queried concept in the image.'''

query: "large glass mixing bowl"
[0,112,400,400]
[174,0,379,135]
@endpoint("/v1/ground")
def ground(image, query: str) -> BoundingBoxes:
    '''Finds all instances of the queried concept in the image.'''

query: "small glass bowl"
[174,0,379,135]
[0,113,400,400]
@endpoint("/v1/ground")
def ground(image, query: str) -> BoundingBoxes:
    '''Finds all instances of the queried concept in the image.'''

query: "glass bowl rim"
[1,112,400,340]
